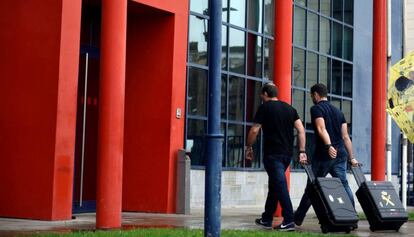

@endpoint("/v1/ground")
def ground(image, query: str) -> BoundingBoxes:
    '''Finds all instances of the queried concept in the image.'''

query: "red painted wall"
[0,0,81,220]
[123,0,187,213]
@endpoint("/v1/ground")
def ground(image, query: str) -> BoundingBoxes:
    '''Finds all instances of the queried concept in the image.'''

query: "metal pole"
[80,53,89,206]
[402,134,408,208]
[205,0,223,236]
[386,0,392,182]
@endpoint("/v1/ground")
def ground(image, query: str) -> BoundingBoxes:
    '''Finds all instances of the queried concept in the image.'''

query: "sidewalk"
[0,207,413,236]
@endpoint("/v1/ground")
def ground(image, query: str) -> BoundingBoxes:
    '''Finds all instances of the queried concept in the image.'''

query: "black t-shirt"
[254,100,299,157]
[311,100,346,158]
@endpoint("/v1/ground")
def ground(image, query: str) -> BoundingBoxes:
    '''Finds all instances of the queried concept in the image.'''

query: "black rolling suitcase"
[351,165,408,231]
[303,164,358,233]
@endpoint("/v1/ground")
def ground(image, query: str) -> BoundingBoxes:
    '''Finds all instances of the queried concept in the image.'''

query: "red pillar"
[371,0,387,181]
[273,0,293,217]
[96,0,127,229]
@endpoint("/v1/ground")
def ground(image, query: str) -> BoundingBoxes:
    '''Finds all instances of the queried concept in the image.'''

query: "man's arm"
[294,119,308,164]
[314,117,337,159]
[341,123,358,166]
[245,123,262,160]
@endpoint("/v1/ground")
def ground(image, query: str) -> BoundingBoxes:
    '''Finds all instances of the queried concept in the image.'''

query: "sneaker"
[274,222,295,231]
[255,218,272,230]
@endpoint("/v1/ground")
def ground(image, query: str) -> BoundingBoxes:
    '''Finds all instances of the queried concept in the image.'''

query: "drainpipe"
[386,0,392,183]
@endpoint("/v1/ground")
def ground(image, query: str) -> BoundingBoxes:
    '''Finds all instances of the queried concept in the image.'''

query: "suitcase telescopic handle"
[350,163,367,187]
[302,164,316,183]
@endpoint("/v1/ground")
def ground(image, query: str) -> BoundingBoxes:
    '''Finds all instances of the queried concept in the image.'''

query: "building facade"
[0,0,408,224]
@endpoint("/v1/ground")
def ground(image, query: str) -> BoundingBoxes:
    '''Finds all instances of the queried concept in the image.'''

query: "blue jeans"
[262,154,293,224]
[294,148,354,222]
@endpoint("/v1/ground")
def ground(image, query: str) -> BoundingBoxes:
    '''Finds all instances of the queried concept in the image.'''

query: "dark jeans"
[261,154,293,224]
[294,148,354,222]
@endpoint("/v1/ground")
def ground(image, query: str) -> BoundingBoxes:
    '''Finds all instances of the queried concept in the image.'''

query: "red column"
[273,0,293,217]
[371,0,387,181]
[96,0,127,229]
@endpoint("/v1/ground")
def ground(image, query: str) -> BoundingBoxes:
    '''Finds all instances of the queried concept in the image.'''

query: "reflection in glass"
[292,89,305,122]
[246,125,261,168]
[344,26,353,61]
[223,0,228,22]
[221,75,227,119]
[187,119,206,166]
[246,80,262,122]
[307,52,318,88]
[295,0,306,7]
[332,60,342,95]
[333,0,343,21]
[227,124,244,167]
[230,0,246,27]
[344,0,353,25]
[305,92,314,129]
[229,28,246,74]
[320,0,331,16]
[342,99,352,134]
[308,0,319,12]
[190,0,209,15]
[229,76,245,121]
[294,6,306,47]
[330,97,341,110]
[264,0,274,35]
[188,15,208,65]
[320,17,330,54]
[293,48,305,87]
[188,67,207,116]
[264,38,274,80]
[332,22,342,58]
[247,34,262,77]
[222,25,228,69]
[307,12,319,51]
[248,0,262,33]
[320,56,330,87]
[343,63,352,97]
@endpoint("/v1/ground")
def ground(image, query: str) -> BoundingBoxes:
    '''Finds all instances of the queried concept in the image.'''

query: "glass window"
[307,12,319,51]
[331,60,342,95]
[332,0,343,21]
[248,0,263,33]
[246,125,261,168]
[320,0,331,16]
[188,15,208,65]
[295,0,306,8]
[307,52,318,88]
[264,38,274,80]
[246,80,262,122]
[344,0,353,25]
[320,16,330,54]
[343,63,352,97]
[305,91,314,129]
[223,0,229,22]
[229,76,245,121]
[293,48,306,87]
[343,99,352,133]
[230,0,246,28]
[190,0,209,15]
[221,74,227,119]
[308,0,319,12]
[344,26,353,61]
[188,67,207,116]
[229,28,246,74]
[294,6,306,47]
[264,0,274,35]
[222,25,228,69]
[292,89,305,122]
[332,22,342,58]
[246,34,262,77]
[187,119,206,166]
[330,97,341,110]
[319,56,330,86]
[227,124,244,167]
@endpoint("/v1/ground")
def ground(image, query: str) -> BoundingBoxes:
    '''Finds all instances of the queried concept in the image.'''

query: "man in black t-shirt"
[294,83,359,227]
[246,83,307,231]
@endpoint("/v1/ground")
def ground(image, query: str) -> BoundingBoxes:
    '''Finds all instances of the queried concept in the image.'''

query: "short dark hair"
[262,83,278,98]
[310,83,328,97]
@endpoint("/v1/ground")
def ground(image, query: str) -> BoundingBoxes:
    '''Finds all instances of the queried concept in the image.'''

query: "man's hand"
[350,158,359,167]
[328,145,337,159]
[245,146,253,161]
[299,152,308,165]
